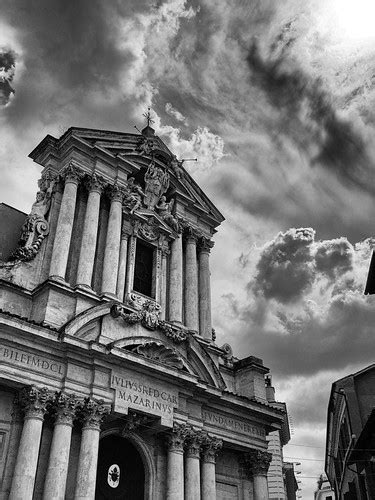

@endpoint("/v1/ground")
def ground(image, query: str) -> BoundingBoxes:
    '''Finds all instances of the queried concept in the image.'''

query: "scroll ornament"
[10,172,56,262]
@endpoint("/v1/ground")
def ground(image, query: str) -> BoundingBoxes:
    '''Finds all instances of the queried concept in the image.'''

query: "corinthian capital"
[18,386,50,420]
[61,162,83,184]
[86,173,104,194]
[52,392,79,426]
[201,435,223,463]
[198,236,214,253]
[108,183,124,203]
[77,398,110,430]
[184,225,200,242]
[185,429,204,459]
[242,449,272,476]
[165,423,189,453]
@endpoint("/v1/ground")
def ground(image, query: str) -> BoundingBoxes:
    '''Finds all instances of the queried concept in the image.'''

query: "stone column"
[49,165,82,280]
[9,387,50,500]
[116,219,132,302]
[166,425,186,500]
[201,437,222,500]
[185,431,203,500]
[184,227,199,331]
[244,450,272,500]
[198,237,214,339]
[101,184,123,297]
[42,393,78,500]
[169,233,183,323]
[74,399,109,500]
[76,174,103,289]
[159,241,169,320]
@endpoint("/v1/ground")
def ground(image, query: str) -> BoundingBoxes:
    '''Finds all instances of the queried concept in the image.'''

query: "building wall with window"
[325,364,375,500]
[0,125,290,499]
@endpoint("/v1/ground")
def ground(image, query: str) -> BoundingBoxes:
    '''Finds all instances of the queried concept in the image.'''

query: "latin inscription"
[0,345,64,377]
[111,373,178,420]
[202,410,265,437]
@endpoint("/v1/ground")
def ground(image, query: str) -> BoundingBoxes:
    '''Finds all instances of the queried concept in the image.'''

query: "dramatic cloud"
[0,48,16,105]
[252,228,316,303]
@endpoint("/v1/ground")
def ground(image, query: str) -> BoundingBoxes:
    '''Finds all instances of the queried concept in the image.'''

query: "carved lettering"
[0,345,64,377]
[202,410,266,437]
[111,372,178,419]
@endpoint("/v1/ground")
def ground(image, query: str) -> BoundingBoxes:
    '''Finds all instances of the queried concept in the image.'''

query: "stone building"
[0,123,288,499]
[325,364,375,499]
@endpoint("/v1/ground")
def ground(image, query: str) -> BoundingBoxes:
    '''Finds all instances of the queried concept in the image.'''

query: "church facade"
[0,123,288,499]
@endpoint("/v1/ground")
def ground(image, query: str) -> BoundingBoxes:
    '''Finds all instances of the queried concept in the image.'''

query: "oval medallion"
[107,463,120,488]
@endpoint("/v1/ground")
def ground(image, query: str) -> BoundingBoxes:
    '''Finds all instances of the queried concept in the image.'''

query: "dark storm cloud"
[252,228,315,303]
[314,238,353,279]
[0,48,16,105]
[247,40,374,193]
[0,0,148,129]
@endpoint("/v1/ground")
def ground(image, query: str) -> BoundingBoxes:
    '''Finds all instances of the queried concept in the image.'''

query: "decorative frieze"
[77,398,110,431]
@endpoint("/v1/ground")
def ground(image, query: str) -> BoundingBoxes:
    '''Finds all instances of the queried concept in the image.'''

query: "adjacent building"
[0,123,290,499]
[314,474,335,500]
[325,364,375,499]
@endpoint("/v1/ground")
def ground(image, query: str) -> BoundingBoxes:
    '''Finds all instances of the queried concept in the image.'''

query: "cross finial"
[143,107,154,128]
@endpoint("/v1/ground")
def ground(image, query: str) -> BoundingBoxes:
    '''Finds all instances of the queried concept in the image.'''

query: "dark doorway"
[95,435,145,500]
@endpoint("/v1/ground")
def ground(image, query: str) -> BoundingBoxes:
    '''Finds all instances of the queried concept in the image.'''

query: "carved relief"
[10,170,57,262]
[111,303,188,344]
[137,218,160,242]
[132,342,184,370]
[169,155,184,180]
[135,136,155,156]
[155,196,179,232]
[121,411,149,434]
[123,177,144,214]
[144,159,170,210]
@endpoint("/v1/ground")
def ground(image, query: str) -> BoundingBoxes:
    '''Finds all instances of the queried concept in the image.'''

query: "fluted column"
[74,399,109,500]
[101,184,123,296]
[185,432,202,500]
[116,219,132,302]
[169,233,183,323]
[9,387,50,500]
[198,237,214,339]
[42,393,78,500]
[243,450,272,500]
[184,227,199,331]
[201,437,222,500]
[76,174,103,289]
[166,425,186,500]
[49,165,82,280]
[125,234,137,298]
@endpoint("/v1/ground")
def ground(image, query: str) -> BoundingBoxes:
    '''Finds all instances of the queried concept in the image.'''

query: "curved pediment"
[61,303,226,390]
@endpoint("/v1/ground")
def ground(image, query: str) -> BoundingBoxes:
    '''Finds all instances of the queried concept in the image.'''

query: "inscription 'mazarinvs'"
[111,375,178,415]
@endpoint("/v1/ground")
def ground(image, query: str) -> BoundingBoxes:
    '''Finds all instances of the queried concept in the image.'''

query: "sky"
[2,0,375,497]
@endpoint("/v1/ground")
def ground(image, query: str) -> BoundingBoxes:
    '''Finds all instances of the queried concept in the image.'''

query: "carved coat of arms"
[144,160,169,210]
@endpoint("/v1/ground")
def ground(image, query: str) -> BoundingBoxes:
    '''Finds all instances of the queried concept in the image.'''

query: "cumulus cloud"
[252,228,316,303]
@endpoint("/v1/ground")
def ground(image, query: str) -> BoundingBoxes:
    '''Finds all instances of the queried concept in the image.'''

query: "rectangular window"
[133,240,154,298]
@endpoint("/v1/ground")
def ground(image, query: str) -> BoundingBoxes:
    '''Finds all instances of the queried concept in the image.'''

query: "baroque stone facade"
[0,123,290,499]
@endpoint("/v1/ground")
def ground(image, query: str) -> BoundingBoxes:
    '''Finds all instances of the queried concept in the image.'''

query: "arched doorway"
[95,434,145,500]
